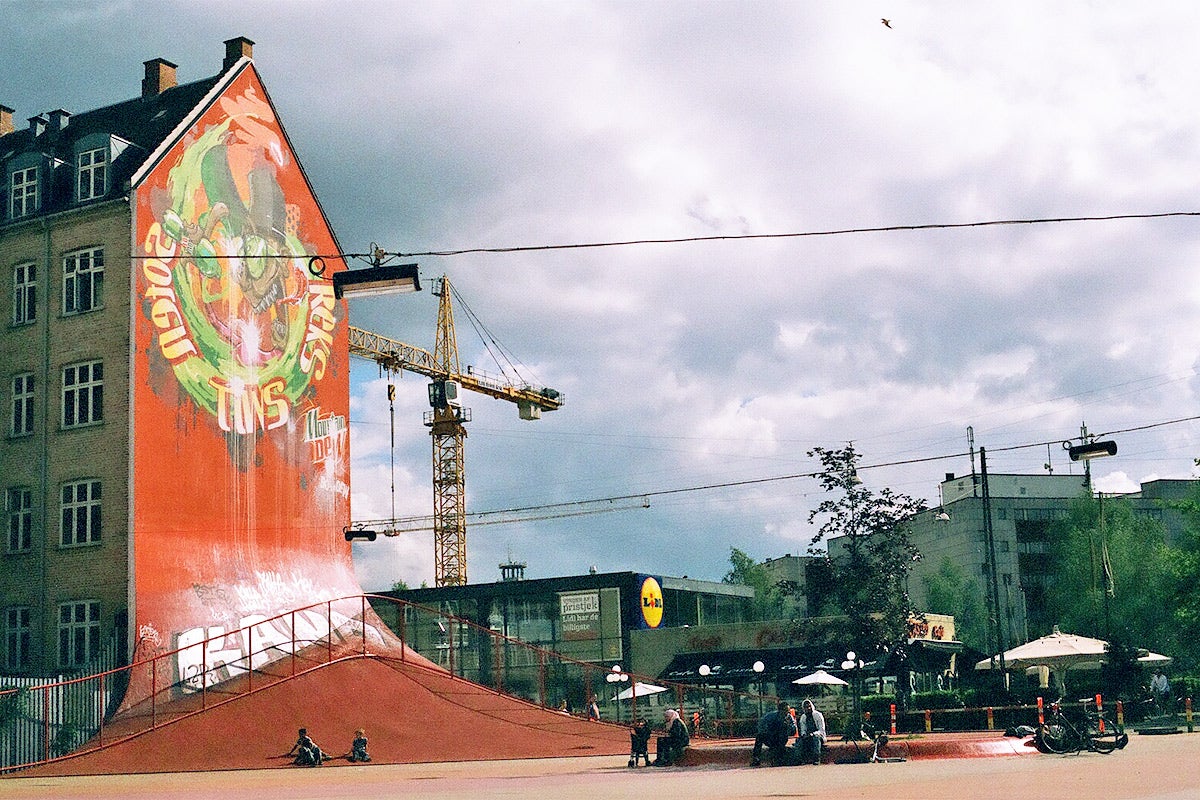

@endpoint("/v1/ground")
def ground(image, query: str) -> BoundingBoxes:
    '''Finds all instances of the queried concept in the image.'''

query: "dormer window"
[77,148,107,201]
[10,166,38,218]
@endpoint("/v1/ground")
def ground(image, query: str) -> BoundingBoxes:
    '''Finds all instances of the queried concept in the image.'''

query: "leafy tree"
[1045,495,1174,656]
[391,579,410,592]
[1166,487,1200,671]
[806,444,927,655]
[806,444,926,730]
[722,547,786,620]
[921,556,987,651]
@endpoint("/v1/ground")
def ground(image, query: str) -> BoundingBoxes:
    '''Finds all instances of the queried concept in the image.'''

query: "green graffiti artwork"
[140,87,337,440]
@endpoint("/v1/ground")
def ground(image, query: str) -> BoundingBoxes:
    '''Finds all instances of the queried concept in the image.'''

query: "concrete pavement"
[4,731,1197,800]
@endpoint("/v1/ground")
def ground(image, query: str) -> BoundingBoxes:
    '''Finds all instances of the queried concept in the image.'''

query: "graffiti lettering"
[304,407,348,465]
[210,375,290,434]
[142,223,199,363]
[299,283,336,380]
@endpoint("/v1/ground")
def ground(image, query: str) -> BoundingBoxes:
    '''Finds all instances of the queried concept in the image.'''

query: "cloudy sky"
[8,2,1200,590]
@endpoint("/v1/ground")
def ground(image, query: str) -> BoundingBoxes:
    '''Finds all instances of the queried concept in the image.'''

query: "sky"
[7,2,1200,591]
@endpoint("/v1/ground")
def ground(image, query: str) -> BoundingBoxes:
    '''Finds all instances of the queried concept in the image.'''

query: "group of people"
[751,699,826,767]
[628,708,691,766]
[288,727,371,766]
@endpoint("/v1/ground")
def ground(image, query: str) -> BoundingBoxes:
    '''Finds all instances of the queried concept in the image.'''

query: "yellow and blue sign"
[639,575,664,628]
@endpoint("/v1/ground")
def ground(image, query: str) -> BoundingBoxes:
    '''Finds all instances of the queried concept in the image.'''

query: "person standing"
[587,696,601,721]
[795,699,826,765]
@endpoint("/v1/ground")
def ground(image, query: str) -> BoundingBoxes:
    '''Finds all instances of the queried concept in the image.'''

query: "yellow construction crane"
[348,276,563,586]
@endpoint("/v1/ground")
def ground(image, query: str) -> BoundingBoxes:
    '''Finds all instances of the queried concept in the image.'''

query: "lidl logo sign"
[640,576,664,628]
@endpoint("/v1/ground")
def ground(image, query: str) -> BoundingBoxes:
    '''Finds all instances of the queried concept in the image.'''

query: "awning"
[658,646,840,685]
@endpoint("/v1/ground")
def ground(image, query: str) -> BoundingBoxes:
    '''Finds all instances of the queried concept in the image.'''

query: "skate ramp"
[26,655,629,776]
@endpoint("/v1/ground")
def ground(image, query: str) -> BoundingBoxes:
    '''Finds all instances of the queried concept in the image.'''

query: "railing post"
[538,651,546,708]
[1037,696,1044,725]
[247,625,254,694]
[151,658,158,729]
[924,708,932,732]
[291,610,297,678]
[1095,694,1105,733]
[986,706,994,730]
[42,688,50,760]
[201,634,207,711]
[327,600,333,663]
[362,595,368,657]
[399,601,407,661]
[448,617,455,676]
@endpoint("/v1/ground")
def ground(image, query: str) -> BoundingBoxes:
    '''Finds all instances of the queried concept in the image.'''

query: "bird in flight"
[881,18,892,28]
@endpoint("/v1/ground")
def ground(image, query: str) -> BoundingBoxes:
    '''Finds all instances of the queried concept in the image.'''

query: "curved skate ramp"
[25,656,629,776]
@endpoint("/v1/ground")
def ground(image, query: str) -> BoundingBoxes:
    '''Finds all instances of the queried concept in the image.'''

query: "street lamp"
[330,261,421,299]
[753,660,765,717]
[607,664,629,722]
[841,651,864,740]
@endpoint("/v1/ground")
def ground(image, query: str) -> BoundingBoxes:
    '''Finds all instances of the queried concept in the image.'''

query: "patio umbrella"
[792,669,849,687]
[975,627,1109,671]
[616,681,669,701]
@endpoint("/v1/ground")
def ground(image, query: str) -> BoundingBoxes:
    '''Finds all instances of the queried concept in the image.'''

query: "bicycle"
[1035,699,1128,755]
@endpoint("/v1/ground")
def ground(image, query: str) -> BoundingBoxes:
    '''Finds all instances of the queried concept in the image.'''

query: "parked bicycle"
[1035,699,1128,755]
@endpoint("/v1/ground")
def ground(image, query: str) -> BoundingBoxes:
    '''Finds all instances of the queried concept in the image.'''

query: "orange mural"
[127,65,364,706]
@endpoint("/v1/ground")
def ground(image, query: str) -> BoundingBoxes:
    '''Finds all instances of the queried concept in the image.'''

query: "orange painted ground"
[26,655,629,776]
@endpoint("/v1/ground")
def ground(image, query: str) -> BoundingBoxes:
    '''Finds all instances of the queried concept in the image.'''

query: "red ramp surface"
[26,656,629,776]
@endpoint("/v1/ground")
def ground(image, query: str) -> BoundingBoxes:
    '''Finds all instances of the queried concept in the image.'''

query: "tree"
[1166,487,1200,671]
[722,547,786,621]
[1045,495,1174,656]
[806,444,927,654]
[806,444,926,730]
[921,556,987,651]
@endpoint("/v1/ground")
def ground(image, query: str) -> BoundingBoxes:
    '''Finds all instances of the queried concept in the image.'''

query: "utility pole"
[980,447,1007,679]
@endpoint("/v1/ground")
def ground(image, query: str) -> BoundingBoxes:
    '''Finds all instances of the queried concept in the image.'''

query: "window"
[13,262,35,325]
[11,373,33,436]
[58,600,100,669]
[62,361,102,428]
[6,487,32,553]
[63,248,103,315]
[4,607,32,671]
[77,148,107,201]
[60,479,100,546]
[9,166,38,218]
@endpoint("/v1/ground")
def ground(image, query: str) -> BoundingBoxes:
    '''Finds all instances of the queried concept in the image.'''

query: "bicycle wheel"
[1037,723,1074,754]
[1088,715,1121,754]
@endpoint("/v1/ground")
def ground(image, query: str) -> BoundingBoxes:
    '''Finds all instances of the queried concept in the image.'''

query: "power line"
[352,411,1200,531]
[389,211,1200,259]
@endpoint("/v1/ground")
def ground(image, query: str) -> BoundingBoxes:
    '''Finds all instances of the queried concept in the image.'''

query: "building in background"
[1,39,360,695]
[900,472,1196,650]
[378,568,753,708]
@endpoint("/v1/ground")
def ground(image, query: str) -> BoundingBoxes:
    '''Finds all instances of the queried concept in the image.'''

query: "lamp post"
[753,660,765,717]
[607,664,629,722]
[841,651,864,740]
[1064,425,1119,636]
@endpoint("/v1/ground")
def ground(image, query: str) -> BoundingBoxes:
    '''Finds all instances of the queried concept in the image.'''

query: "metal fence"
[0,595,780,771]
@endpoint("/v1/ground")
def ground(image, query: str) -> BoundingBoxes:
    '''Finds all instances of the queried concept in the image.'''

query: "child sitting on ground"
[349,728,371,762]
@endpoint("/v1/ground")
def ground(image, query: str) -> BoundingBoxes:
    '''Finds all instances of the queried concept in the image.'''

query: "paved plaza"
[4,731,1197,800]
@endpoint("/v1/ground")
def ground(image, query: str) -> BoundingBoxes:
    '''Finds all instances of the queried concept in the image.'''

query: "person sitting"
[288,728,329,766]
[349,728,371,762]
[628,718,651,767]
[751,700,797,767]
[653,708,690,766]
[794,699,826,765]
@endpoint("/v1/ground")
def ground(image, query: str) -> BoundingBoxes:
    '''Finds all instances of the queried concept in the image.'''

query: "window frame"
[57,599,100,669]
[61,360,102,429]
[76,147,108,201]
[9,166,39,218]
[12,262,36,326]
[11,372,34,437]
[4,606,32,671]
[62,247,104,316]
[5,487,32,553]
[59,478,101,547]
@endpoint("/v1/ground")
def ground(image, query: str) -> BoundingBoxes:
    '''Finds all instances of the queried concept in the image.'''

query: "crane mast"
[347,276,563,587]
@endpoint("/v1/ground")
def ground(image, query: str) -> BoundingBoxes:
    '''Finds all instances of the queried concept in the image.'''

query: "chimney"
[223,36,255,71]
[47,109,70,132]
[0,105,14,137]
[28,114,47,137]
[142,58,178,98]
